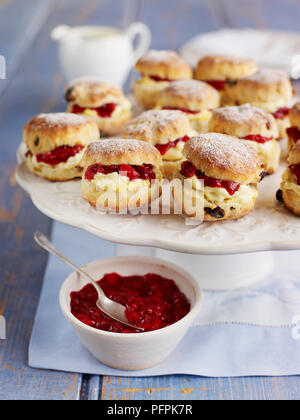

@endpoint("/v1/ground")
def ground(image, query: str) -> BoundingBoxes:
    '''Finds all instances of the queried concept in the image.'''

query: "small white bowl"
[59,256,202,370]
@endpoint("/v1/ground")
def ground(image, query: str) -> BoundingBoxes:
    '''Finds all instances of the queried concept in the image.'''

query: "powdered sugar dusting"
[124,109,186,131]
[245,68,289,85]
[200,54,253,65]
[189,133,257,169]
[139,49,183,64]
[87,137,156,155]
[163,79,215,99]
[213,104,273,125]
[33,113,91,128]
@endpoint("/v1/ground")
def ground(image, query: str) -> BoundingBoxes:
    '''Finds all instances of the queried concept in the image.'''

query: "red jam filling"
[289,164,300,185]
[148,75,172,82]
[36,145,83,166]
[70,272,190,333]
[180,160,240,195]
[206,80,226,91]
[272,107,290,120]
[155,135,190,156]
[162,106,200,114]
[243,134,273,144]
[84,163,156,181]
[72,103,118,118]
[287,126,300,143]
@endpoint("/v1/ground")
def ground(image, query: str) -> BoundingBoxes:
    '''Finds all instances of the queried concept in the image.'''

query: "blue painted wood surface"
[0,0,300,400]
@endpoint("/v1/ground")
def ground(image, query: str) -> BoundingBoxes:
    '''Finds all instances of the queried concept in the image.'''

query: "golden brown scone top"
[157,79,220,111]
[182,133,262,184]
[122,109,194,145]
[195,54,257,81]
[227,68,293,104]
[81,138,162,168]
[23,113,100,155]
[288,140,300,165]
[289,102,300,128]
[135,50,192,80]
[64,77,124,108]
[209,104,278,138]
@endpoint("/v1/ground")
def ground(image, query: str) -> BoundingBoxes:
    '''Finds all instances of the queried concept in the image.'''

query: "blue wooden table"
[1,0,300,400]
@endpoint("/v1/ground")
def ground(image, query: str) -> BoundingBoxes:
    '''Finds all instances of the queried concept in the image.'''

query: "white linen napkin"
[180,28,300,78]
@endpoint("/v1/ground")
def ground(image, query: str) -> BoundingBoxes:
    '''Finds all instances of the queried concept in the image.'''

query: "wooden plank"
[219,0,300,30]
[0,0,53,97]
[101,375,300,400]
[0,0,112,400]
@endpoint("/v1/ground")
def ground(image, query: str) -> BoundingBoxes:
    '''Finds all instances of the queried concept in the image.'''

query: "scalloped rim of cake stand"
[16,158,300,256]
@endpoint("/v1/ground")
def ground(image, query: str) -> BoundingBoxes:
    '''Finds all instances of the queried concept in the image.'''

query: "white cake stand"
[16,143,300,290]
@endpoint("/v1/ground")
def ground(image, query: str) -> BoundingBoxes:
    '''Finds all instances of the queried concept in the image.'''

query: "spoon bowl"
[34,231,143,330]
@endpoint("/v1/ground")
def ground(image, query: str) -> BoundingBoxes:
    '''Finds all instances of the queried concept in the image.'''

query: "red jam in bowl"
[180,160,240,196]
[155,135,190,156]
[162,106,200,114]
[206,80,226,91]
[84,163,156,181]
[289,164,300,185]
[287,126,300,143]
[272,107,290,120]
[243,134,273,144]
[36,145,83,166]
[70,272,191,333]
[72,103,117,118]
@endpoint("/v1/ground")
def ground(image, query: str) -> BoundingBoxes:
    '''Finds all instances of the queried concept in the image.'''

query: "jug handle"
[126,22,151,64]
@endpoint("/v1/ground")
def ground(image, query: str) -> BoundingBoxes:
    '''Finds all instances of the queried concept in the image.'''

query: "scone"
[122,109,197,179]
[81,138,162,213]
[65,77,132,136]
[194,54,257,105]
[156,79,220,133]
[225,68,293,138]
[277,141,300,216]
[23,113,100,181]
[174,133,262,221]
[133,50,192,109]
[209,104,280,174]
[286,102,300,152]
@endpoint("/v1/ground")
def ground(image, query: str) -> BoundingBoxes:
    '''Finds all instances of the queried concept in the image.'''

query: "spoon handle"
[34,231,105,297]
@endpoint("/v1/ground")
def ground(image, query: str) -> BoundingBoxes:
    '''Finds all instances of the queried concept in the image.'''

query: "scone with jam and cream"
[225,68,293,138]
[122,109,197,179]
[133,49,192,109]
[23,113,99,181]
[156,79,220,133]
[277,141,300,216]
[174,133,263,221]
[81,138,162,213]
[286,102,300,152]
[65,77,132,136]
[209,104,280,174]
[194,54,257,105]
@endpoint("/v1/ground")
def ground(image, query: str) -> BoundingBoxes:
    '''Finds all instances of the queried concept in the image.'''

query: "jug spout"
[51,25,72,41]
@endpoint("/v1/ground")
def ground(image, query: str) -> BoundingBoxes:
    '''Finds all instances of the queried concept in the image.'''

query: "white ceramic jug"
[51,23,151,86]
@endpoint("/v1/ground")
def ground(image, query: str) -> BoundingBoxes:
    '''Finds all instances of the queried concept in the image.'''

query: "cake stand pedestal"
[116,244,275,290]
[154,249,275,290]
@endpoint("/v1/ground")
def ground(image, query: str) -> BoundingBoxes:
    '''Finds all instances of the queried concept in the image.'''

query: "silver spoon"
[34,231,143,331]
